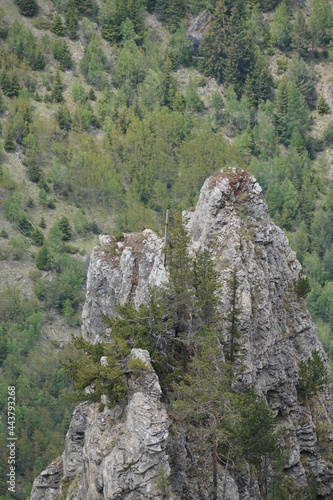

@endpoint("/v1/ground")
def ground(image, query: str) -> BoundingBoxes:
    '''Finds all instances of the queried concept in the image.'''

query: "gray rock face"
[186,170,333,497]
[82,229,168,343]
[187,9,212,51]
[30,349,171,500]
[31,170,333,499]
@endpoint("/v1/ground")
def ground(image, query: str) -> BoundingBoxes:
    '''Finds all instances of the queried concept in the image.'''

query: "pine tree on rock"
[165,210,193,372]
[16,0,38,17]
[51,65,64,103]
[52,11,65,36]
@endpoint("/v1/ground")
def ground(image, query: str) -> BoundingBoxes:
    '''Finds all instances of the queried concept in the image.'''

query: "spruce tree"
[128,0,145,41]
[201,0,227,83]
[274,78,289,142]
[193,249,219,329]
[51,65,64,103]
[224,268,241,363]
[58,216,72,240]
[166,0,185,33]
[54,40,73,70]
[16,0,38,17]
[309,0,333,50]
[0,92,4,114]
[4,127,15,152]
[271,1,291,49]
[317,93,330,115]
[66,0,78,39]
[292,10,309,57]
[31,227,44,246]
[52,11,65,36]
[165,210,193,371]
[155,0,168,23]
[161,57,176,109]
[286,56,316,107]
[56,104,72,131]
[39,216,46,229]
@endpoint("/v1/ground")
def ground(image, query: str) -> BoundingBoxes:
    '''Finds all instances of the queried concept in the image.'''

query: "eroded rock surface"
[82,229,167,343]
[30,349,170,500]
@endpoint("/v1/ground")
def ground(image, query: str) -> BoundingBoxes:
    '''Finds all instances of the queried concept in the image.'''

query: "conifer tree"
[225,268,241,363]
[309,0,333,50]
[201,0,227,83]
[4,127,15,152]
[128,0,145,41]
[16,0,38,17]
[31,227,44,246]
[161,57,176,109]
[0,92,4,114]
[0,73,20,98]
[39,216,46,229]
[66,0,78,39]
[52,11,65,36]
[292,10,309,57]
[193,249,219,329]
[58,216,72,240]
[317,93,330,115]
[56,104,72,131]
[271,1,291,49]
[51,65,64,103]
[35,244,53,270]
[54,40,73,70]
[75,0,93,16]
[166,0,185,33]
[286,56,316,107]
[274,78,288,141]
[165,210,193,371]
[155,0,168,22]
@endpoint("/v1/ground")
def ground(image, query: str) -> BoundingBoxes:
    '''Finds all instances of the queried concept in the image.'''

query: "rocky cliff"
[31,170,333,499]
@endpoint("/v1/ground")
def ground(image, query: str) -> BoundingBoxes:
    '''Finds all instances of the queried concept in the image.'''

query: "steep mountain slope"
[30,171,333,499]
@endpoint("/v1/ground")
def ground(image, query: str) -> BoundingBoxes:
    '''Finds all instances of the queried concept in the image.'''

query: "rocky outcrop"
[31,169,333,499]
[187,9,212,51]
[186,170,333,497]
[82,229,167,343]
[30,349,171,500]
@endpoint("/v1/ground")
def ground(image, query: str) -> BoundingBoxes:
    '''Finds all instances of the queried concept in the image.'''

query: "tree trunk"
[212,401,217,500]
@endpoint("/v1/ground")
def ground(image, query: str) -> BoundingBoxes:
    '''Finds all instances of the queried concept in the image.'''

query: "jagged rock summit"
[31,170,333,499]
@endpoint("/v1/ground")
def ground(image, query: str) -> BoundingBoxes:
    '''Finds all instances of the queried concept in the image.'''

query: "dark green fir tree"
[58,216,72,240]
[317,93,330,115]
[51,65,64,103]
[4,127,15,152]
[52,11,65,36]
[66,0,78,39]
[16,0,38,17]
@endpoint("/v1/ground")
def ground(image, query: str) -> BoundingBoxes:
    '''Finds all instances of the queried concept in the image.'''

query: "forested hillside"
[1,0,333,497]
